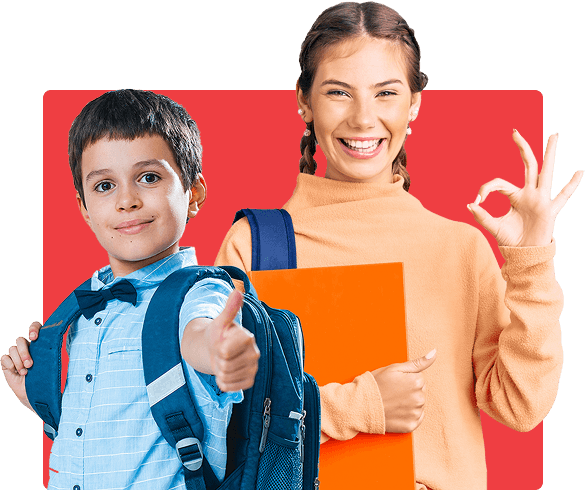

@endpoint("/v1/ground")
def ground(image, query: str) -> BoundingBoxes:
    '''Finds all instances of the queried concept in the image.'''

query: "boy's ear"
[76,192,93,229]
[188,174,207,219]
[296,81,313,123]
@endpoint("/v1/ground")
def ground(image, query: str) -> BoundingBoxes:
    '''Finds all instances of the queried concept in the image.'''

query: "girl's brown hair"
[298,2,428,191]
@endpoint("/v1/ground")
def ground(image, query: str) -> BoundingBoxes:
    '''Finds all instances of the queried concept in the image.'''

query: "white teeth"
[343,139,381,153]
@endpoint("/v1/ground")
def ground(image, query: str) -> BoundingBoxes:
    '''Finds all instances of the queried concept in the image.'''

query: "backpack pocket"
[302,373,320,490]
[256,435,303,490]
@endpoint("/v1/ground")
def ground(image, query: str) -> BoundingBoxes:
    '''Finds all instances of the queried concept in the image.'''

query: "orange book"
[249,263,415,489]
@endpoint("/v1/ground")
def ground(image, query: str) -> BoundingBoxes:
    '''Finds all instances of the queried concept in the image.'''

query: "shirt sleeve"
[178,277,244,409]
[473,240,563,431]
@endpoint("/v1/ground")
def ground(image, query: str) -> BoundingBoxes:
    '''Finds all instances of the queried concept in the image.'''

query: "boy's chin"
[107,245,180,276]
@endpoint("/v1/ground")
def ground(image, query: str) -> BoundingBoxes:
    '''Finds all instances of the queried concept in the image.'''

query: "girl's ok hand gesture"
[468,131,583,247]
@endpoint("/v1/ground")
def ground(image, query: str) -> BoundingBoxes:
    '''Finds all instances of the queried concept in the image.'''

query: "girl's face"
[298,37,421,184]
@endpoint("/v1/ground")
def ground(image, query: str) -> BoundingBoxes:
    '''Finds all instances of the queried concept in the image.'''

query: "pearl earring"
[406,125,412,135]
[298,109,304,115]
[303,128,311,137]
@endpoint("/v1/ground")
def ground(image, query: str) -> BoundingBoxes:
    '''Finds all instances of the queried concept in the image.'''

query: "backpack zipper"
[300,409,306,463]
[259,397,271,453]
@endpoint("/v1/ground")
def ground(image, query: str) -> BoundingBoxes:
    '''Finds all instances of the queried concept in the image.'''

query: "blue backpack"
[25,265,320,490]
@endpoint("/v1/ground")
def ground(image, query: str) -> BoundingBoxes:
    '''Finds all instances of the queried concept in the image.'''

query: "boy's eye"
[139,173,160,184]
[95,181,114,193]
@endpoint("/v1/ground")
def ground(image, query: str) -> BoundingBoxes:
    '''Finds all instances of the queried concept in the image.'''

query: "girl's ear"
[296,81,313,123]
[188,174,207,219]
[76,192,93,229]
[410,92,422,121]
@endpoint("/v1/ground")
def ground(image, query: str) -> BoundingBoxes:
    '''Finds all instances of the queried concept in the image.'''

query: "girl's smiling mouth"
[338,138,386,159]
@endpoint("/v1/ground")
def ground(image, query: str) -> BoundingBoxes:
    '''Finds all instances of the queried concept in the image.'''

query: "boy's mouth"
[115,219,154,235]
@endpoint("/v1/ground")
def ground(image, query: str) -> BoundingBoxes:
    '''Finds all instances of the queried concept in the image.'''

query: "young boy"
[1,89,260,489]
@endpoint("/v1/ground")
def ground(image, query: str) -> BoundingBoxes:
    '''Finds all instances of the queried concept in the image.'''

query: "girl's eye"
[95,181,114,193]
[377,90,397,97]
[327,90,350,97]
[139,173,160,184]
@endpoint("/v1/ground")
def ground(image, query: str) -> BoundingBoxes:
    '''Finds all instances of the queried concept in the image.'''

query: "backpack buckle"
[175,437,203,471]
[43,423,58,441]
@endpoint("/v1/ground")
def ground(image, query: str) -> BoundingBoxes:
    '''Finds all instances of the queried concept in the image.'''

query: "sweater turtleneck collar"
[283,172,418,213]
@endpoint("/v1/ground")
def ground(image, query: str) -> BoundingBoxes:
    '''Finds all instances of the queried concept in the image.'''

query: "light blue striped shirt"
[48,248,243,490]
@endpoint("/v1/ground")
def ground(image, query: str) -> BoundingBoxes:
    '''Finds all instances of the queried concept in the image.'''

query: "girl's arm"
[473,238,562,430]
[468,131,581,430]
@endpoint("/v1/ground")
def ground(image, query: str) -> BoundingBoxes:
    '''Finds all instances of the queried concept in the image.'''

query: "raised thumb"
[394,349,437,373]
[211,290,243,342]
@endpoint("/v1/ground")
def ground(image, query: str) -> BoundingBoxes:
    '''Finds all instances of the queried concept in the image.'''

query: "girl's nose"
[347,98,376,130]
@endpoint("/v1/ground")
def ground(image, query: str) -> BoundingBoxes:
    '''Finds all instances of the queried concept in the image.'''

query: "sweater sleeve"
[473,239,563,432]
[215,220,387,442]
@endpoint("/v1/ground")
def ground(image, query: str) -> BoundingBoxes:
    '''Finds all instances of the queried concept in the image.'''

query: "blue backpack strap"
[142,266,235,490]
[233,209,297,271]
[25,278,91,440]
[219,265,258,299]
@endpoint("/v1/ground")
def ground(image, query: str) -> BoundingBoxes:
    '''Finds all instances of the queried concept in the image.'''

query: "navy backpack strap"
[142,266,234,490]
[219,265,258,299]
[234,209,297,271]
[25,278,91,440]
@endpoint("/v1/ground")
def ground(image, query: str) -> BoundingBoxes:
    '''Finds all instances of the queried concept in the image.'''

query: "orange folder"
[249,263,415,489]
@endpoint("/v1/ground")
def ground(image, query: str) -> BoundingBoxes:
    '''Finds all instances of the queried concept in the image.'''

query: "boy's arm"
[180,289,260,392]
[1,322,42,412]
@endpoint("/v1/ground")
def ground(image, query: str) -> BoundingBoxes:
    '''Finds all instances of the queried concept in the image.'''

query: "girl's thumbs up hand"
[206,290,260,392]
[372,349,437,433]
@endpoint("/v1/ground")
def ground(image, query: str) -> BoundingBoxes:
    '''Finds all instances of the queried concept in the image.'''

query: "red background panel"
[43,90,543,488]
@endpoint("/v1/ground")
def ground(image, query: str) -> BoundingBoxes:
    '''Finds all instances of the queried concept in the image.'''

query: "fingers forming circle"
[477,178,520,203]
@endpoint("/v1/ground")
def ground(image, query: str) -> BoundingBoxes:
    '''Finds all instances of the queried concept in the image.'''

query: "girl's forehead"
[315,37,408,83]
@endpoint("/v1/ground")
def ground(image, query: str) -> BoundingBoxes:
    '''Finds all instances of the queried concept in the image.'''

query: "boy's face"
[77,135,203,277]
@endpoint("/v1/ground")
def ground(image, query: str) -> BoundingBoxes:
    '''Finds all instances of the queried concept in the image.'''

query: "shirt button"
[94,318,102,325]
[73,486,80,490]
[76,428,83,437]
[85,374,93,383]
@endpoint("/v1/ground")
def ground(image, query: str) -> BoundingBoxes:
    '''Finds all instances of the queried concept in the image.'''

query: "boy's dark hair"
[69,89,202,206]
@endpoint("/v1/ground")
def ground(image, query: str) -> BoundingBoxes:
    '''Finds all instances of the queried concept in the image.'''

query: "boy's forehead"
[81,135,178,177]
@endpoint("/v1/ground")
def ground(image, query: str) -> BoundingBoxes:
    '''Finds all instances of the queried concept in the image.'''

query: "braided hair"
[297,2,428,191]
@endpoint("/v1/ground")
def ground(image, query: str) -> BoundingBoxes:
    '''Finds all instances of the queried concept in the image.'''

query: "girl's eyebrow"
[321,79,404,89]
[85,160,167,184]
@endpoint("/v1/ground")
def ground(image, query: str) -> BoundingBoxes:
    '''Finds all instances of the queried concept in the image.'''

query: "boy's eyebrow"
[134,159,168,171]
[85,159,168,184]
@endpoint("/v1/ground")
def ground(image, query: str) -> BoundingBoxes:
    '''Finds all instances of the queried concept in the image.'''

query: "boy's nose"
[116,186,143,211]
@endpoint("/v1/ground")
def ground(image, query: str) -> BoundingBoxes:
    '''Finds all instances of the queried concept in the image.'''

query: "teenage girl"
[215,2,582,490]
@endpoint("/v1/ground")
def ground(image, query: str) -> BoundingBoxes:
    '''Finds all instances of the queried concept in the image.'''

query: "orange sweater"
[215,173,563,490]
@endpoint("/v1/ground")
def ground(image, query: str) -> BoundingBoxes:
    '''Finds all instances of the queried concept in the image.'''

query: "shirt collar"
[91,247,198,291]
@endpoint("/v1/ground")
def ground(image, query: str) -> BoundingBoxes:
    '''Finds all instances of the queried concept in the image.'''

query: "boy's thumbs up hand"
[205,290,260,392]
[372,349,437,434]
